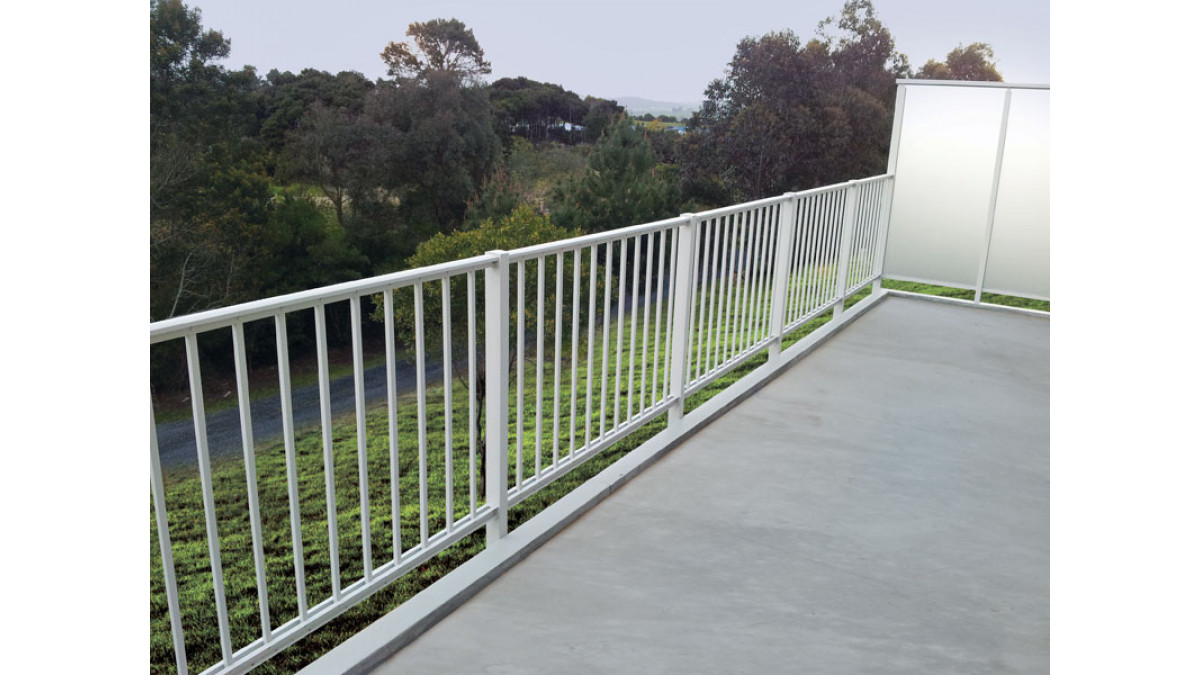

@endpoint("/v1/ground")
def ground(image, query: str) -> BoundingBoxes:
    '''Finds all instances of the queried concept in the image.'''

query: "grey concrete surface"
[369,296,1050,674]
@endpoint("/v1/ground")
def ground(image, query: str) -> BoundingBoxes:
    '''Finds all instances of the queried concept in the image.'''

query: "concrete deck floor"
[370,296,1050,674]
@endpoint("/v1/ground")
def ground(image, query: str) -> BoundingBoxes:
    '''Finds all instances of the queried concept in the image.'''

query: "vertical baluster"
[737,209,757,353]
[639,232,654,414]
[350,298,373,581]
[231,322,272,639]
[600,241,613,436]
[651,229,668,404]
[743,208,762,351]
[150,398,189,675]
[467,273,478,517]
[184,332,233,664]
[730,214,744,356]
[312,306,342,600]
[515,262,524,488]
[724,214,741,362]
[383,290,402,558]
[693,219,712,384]
[442,278,454,529]
[735,211,754,355]
[750,206,771,346]
[706,216,725,374]
[553,252,564,466]
[413,287,429,548]
[614,239,627,428]
[585,245,598,448]
[535,257,545,477]
[569,249,582,455]
[796,196,815,319]
[719,214,737,364]
[626,235,641,422]
[708,216,726,372]
[818,192,835,308]
[274,313,308,618]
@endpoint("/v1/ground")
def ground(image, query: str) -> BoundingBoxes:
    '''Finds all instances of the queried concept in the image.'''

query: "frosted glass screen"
[884,86,1005,288]
[983,90,1050,299]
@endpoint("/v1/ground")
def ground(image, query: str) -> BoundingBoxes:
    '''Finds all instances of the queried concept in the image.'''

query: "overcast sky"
[188,0,1049,103]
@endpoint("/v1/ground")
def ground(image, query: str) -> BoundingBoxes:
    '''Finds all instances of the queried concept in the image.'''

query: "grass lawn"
[880,278,1050,312]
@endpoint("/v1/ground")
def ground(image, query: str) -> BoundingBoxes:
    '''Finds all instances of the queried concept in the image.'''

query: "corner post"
[875,82,907,294]
[768,194,798,364]
[484,250,510,544]
[667,215,698,426]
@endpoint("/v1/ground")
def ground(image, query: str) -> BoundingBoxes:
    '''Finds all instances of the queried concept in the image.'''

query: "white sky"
[189,0,1050,102]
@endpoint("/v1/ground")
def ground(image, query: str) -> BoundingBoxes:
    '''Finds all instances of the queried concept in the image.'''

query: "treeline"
[149,0,1000,394]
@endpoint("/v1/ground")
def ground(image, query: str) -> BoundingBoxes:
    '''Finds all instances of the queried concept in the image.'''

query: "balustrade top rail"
[149,175,892,342]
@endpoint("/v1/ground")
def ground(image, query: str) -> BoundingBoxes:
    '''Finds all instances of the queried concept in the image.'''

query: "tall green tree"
[283,102,378,228]
[380,18,492,84]
[361,70,502,262]
[259,68,375,157]
[150,0,272,321]
[685,0,910,199]
[488,77,590,145]
[917,43,1003,81]
[552,119,681,234]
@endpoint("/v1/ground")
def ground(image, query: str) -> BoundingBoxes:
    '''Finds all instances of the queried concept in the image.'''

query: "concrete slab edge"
[884,289,1050,318]
[299,290,887,675]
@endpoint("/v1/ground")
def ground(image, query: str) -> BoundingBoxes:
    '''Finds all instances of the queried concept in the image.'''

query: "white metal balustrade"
[150,174,894,675]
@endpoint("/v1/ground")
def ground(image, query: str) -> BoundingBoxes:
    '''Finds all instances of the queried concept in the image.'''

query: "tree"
[150,0,273,321]
[488,76,589,145]
[259,69,375,156]
[551,119,682,234]
[917,43,1003,81]
[372,205,585,458]
[581,96,625,143]
[283,102,377,228]
[362,70,502,258]
[150,0,230,123]
[685,0,912,199]
[381,18,492,84]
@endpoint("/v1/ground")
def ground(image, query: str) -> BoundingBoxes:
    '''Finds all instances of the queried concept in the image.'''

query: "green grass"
[150,268,875,674]
[880,279,1050,312]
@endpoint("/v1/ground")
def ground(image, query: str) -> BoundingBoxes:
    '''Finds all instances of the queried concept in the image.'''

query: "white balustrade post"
[768,194,798,364]
[667,215,697,426]
[876,83,907,295]
[833,182,859,316]
[484,250,510,544]
[872,177,895,295]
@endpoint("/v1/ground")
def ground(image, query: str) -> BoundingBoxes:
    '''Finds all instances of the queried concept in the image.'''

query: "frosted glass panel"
[884,87,1005,287]
[983,90,1050,299]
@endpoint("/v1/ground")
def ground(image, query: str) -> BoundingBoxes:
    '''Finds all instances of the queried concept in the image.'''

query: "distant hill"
[618,96,701,120]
